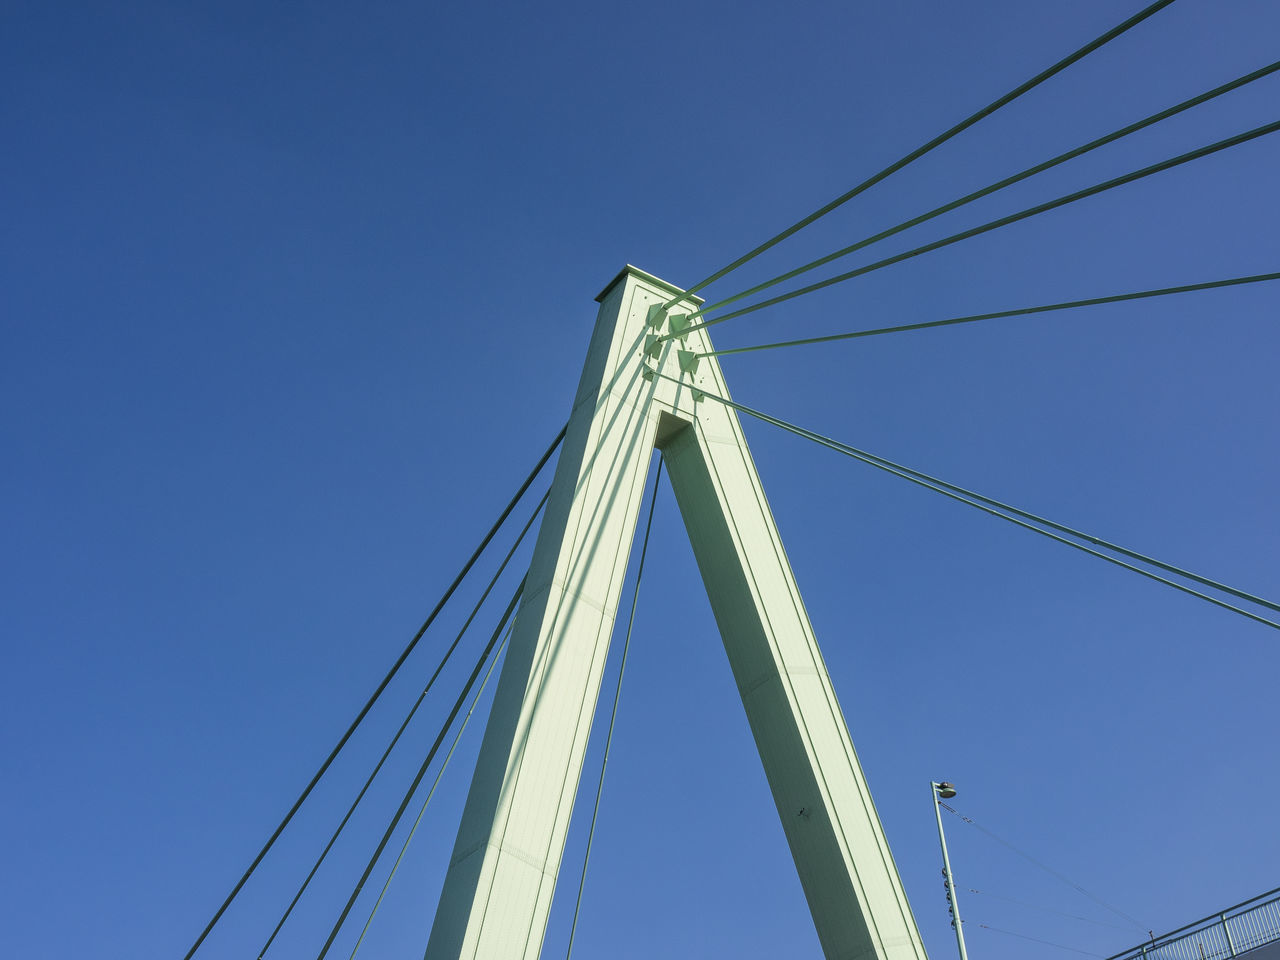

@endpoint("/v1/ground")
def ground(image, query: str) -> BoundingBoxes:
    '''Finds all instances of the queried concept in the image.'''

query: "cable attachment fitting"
[667,312,691,339]
[646,303,691,340]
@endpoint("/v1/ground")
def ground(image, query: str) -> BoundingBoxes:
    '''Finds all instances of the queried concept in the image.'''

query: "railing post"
[1221,913,1237,957]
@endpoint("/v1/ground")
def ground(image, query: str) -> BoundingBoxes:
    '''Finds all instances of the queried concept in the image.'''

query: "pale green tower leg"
[424,267,927,960]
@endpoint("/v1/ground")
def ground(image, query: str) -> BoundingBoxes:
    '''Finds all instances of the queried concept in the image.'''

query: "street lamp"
[931,781,970,960]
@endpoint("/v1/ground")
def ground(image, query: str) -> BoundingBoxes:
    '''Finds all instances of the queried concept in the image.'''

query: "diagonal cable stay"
[687,59,1280,324]
[348,620,516,959]
[671,119,1280,340]
[652,372,1280,631]
[257,488,549,958]
[666,0,1180,307]
[696,271,1280,358]
[314,580,526,960]
[180,423,564,960]
[564,457,663,960]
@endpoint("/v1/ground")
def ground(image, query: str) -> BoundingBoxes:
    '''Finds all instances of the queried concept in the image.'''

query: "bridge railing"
[1106,887,1280,960]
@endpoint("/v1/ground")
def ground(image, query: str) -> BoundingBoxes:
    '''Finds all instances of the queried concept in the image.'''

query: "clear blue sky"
[3,2,1277,958]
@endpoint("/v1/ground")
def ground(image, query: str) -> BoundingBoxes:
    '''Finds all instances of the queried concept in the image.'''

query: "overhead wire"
[976,923,1104,957]
[966,887,1134,931]
[347,620,516,959]
[938,802,1145,931]
[669,118,1280,340]
[564,457,663,959]
[256,488,550,958]
[686,59,1280,324]
[180,423,565,960]
[651,372,1280,631]
[695,271,1280,358]
[664,0,1180,307]
[314,580,526,960]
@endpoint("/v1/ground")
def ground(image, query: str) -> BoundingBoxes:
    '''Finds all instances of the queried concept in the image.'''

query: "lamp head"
[935,781,957,799]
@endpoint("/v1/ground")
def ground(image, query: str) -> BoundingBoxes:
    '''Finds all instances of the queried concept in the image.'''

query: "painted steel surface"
[424,267,927,960]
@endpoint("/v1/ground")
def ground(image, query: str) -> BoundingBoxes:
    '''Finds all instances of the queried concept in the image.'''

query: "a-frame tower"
[425,267,927,960]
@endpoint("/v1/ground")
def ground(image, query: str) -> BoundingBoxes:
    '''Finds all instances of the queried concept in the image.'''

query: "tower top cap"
[594,264,705,305]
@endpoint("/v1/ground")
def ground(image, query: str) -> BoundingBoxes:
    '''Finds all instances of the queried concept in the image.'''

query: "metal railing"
[1106,887,1280,960]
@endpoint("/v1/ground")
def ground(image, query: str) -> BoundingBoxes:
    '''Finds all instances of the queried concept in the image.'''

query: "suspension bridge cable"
[179,425,562,960]
[694,271,1280,358]
[663,0,1179,308]
[314,580,526,960]
[256,489,549,959]
[939,801,1146,930]
[668,118,1280,340]
[651,372,1280,631]
[686,60,1280,323]
[976,923,1104,958]
[564,458,663,960]
[720,385,1280,615]
[966,888,1134,931]
[347,621,515,959]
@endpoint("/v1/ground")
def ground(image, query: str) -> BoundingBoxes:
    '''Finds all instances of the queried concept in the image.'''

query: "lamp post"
[932,781,970,960]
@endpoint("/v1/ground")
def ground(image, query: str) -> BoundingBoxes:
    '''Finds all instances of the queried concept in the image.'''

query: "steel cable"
[180,424,564,960]
[347,621,516,959]
[939,802,1145,930]
[695,272,1280,358]
[686,59,1280,324]
[256,489,549,958]
[564,457,663,959]
[671,119,1280,340]
[976,923,1103,957]
[966,888,1134,931]
[314,580,526,959]
[652,373,1280,631]
[665,0,1180,308]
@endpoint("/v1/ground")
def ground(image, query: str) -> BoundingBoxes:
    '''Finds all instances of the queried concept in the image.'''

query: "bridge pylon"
[425,266,927,960]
